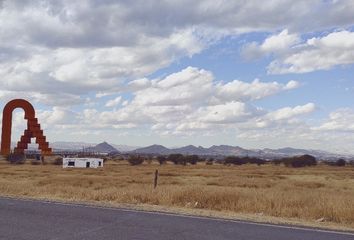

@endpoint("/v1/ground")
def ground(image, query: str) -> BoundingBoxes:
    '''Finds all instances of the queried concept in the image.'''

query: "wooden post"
[154,169,158,189]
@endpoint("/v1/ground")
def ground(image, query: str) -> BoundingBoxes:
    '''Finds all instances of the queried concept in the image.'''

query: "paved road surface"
[0,197,353,240]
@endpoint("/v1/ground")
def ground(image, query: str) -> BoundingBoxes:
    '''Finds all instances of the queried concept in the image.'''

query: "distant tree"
[167,154,185,165]
[206,158,214,165]
[283,155,317,168]
[185,155,199,165]
[157,156,167,165]
[246,157,266,166]
[223,156,266,166]
[128,155,144,165]
[224,156,246,165]
[335,159,346,167]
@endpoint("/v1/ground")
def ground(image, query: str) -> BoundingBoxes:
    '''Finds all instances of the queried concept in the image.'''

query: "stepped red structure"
[1,99,52,155]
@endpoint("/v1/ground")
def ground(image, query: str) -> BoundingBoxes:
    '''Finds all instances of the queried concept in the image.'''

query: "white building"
[63,158,103,168]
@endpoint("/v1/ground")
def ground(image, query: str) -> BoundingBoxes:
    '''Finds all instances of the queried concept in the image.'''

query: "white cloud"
[0,1,353,106]
[266,30,354,74]
[196,101,263,124]
[34,67,304,136]
[81,67,307,136]
[266,103,316,121]
[133,67,213,106]
[216,79,299,102]
[38,107,78,126]
[105,96,122,107]
[314,108,354,132]
[242,29,300,60]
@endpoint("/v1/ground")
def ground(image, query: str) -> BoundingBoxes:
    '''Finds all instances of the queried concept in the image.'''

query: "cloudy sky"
[1,0,354,153]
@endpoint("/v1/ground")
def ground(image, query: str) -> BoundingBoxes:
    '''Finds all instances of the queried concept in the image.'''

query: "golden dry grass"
[0,159,353,230]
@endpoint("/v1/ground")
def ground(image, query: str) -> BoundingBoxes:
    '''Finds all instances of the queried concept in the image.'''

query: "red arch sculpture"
[1,99,52,156]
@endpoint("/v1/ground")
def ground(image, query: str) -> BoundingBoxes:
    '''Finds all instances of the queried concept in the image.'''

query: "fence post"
[154,169,158,189]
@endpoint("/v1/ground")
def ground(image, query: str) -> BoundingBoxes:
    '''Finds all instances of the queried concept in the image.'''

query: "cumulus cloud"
[215,79,299,102]
[56,67,307,137]
[24,66,307,138]
[132,67,213,106]
[266,103,316,121]
[241,29,300,60]
[314,108,354,132]
[0,0,353,106]
[244,30,354,74]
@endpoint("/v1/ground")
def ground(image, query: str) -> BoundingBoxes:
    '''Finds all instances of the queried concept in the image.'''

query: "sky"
[1,0,354,153]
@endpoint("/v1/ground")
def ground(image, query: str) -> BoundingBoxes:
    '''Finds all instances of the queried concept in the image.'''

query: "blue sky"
[1,0,354,153]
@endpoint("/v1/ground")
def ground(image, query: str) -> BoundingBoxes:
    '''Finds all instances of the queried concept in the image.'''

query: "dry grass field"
[0,159,353,230]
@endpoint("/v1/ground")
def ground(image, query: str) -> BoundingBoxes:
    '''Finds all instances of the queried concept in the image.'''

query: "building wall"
[63,158,103,168]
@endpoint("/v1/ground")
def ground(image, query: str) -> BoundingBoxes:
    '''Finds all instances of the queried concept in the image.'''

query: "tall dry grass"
[0,160,353,229]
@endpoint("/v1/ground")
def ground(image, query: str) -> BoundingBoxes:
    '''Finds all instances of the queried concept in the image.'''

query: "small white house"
[63,158,103,168]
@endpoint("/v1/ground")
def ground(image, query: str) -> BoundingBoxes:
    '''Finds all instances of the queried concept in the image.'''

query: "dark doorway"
[86,162,90,168]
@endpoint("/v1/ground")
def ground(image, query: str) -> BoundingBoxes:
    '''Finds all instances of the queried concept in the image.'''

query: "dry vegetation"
[0,158,353,230]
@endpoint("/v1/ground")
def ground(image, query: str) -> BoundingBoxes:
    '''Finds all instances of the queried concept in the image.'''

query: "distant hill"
[208,145,249,156]
[170,145,207,155]
[19,140,353,160]
[132,144,171,154]
[86,142,119,153]
[131,144,353,160]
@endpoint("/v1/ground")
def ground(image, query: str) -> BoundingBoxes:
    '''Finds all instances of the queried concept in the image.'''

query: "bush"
[128,155,144,165]
[246,157,266,165]
[223,156,266,166]
[185,155,199,165]
[224,156,246,165]
[167,154,185,165]
[324,159,347,167]
[206,158,214,165]
[335,159,346,166]
[283,155,317,168]
[6,153,26,164]
[157,156,167,165]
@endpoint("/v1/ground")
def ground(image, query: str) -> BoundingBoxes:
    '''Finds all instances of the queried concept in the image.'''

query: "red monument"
[1,99,52,155]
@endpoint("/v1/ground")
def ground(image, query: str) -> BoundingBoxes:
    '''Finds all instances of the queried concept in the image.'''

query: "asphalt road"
[0,197,353,240]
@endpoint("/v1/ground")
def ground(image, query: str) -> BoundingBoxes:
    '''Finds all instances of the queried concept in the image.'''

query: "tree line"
[127,154,354,168]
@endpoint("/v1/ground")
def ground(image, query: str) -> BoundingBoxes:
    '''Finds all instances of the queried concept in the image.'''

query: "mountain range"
[18,141,353,160]
[131,144,351,160]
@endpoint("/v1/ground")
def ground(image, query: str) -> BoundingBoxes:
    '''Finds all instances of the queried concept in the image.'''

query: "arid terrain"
[0,159,353,230]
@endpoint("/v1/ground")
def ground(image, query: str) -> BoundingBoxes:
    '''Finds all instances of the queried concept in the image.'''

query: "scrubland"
[0,159,353,230]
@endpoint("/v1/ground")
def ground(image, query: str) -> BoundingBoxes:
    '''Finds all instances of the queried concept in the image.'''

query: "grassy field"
[0,159,353,230]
